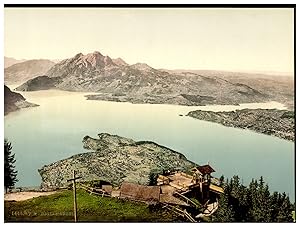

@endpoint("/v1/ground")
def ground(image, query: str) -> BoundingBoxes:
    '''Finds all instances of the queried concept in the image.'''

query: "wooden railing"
[173,191,199,208]
[78,183,111,197]
[162,204,197,223]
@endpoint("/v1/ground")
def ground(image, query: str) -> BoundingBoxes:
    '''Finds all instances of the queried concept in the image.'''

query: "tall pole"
[73,170,77,222]
[67,169,82,222]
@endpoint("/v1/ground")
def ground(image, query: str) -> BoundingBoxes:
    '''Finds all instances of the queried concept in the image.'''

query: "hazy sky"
[4,8,294,73]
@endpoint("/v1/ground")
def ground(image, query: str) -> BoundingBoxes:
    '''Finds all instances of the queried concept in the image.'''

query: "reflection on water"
[4,89,294,201]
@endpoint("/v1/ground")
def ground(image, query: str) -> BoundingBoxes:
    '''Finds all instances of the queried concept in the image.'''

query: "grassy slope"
[5,189,180,222]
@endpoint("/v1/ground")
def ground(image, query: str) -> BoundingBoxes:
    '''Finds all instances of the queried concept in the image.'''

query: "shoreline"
[187,109,294,142]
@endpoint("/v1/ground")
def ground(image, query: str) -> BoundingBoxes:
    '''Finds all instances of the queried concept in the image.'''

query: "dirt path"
[4,191,58,201]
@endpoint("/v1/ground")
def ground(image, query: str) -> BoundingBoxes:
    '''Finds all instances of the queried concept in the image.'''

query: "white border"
[1,1,297,226]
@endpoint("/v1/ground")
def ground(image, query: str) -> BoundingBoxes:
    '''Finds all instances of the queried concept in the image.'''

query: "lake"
[4,89,295,201]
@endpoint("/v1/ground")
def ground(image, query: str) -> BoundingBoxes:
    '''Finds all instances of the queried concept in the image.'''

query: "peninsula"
[187,109,294,141]
[38,133,197,189]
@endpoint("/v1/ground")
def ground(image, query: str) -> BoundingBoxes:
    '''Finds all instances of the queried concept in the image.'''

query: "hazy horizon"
[5,8,294,74]
[4,54,294,77]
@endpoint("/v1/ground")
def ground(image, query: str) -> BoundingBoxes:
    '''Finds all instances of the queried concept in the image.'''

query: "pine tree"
[212,176,294,223]
[276,193,294,222]
[4,139,18,192]
[236,184,250,221]
[219,175,225,187]
[229,175,241,221]
[228,175,249,222]
[259,182,272,222]
[248,176,272,222]
[270,191,280,221]
[212,184,235,222]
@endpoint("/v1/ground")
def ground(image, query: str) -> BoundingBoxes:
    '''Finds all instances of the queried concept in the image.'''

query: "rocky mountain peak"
[92,51,103,56]
[112,57,128,66]
[74,53,84,59]
[103,55,114,65]
[131,63,154,71]
[81,52,102,67]
[75,51,115,68]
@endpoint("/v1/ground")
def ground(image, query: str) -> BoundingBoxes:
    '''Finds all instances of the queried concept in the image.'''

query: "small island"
[187,108,294,142]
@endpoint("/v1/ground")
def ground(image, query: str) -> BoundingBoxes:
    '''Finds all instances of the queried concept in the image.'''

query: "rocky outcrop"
[5,59,55,84]
[112,57,128,67]
[187,109,294,141]
[4,85,39,115]
[15,76,61,91]
[14,51,283,106]
[38,133,197,189]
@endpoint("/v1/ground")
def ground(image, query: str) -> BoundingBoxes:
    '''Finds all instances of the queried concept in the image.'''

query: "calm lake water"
[4,89,295,201]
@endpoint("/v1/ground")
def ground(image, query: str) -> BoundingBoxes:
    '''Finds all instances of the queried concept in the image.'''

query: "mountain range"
[4,57,27,68]
[5,59,55,84]
[5,51,293,109]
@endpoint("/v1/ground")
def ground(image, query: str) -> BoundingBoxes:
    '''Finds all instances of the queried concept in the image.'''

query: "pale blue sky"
[4,8,294,73]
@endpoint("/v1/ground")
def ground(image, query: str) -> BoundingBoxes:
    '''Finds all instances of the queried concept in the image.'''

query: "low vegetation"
[4,189,180,222]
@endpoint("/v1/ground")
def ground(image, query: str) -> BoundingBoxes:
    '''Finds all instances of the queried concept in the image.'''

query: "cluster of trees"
[212,175,294,222]
[4,139,18,193]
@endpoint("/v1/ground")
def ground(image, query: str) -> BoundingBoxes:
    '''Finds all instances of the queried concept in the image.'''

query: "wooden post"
[67,170,82,222]
[200,182,203,202]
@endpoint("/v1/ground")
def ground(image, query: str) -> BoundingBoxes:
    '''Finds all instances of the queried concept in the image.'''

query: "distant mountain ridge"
[4,59,55,84]
[14,51,294,108]
[4,57,27,68]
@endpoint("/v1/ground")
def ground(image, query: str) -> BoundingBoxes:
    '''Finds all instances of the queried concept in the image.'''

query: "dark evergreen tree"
[247,179,259,221]
[219,175,225,187]
[276,193,294,222]
[212,184,235,222]
[148,172,157,186]
[270,191,280,221]
[236,184,250,221]
[4,139,18,192]
[212,176,294,223]
[228,175,249,222]
[228,176,241,221]
[247,177,272,222]
[257,177,272,222]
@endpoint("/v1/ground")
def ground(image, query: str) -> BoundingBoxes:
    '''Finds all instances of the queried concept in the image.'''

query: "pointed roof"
[193,164,215,175]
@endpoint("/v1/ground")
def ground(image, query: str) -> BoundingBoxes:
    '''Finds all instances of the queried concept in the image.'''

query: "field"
[4,189,180,222]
